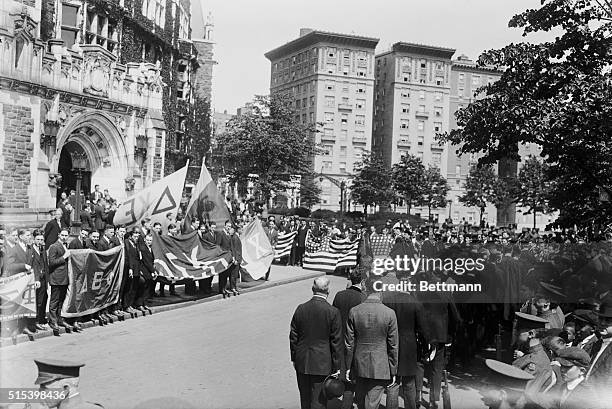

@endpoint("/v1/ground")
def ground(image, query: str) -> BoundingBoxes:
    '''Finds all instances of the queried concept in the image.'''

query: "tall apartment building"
[265,29,379,211]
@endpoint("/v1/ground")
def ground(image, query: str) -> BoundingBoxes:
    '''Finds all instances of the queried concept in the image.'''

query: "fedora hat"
[323,374,345,399]
[597,301,612,318]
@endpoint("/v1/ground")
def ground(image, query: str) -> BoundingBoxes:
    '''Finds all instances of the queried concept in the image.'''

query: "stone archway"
[53,111,130,203]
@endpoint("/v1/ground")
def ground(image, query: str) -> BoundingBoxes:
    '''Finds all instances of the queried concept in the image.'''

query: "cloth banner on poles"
[62,246,125,318]
[274,231,297,259]
[303,235,359,273]
[182,161,231,232]
[113,162,188,227]
[0,272,36,321]
[240,219,274,280]
[152,231,233,281]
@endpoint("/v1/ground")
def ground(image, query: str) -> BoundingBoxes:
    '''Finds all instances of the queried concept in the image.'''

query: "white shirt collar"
[566,375,584,391]
[313,294,327,301]
[579,334,596,347]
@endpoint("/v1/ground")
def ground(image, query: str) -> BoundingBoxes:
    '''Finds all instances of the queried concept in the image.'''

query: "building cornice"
[452,63,503,74]
[265,31,379,61]
[391,42,456,59]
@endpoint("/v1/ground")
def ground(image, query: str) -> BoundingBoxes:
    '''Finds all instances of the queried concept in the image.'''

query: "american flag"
[303,235,359,273]
[370,234,394,259]
[274,231,297,259]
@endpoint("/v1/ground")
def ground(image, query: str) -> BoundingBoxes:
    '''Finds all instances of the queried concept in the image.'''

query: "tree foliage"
[217,94,320,203]
[439,0,612,227]
[460,165,497,224]
[391,154,426,214]
[299,176,322,209]
[351,153,395,213]
[517,156,552,228]
[419,165,450,219]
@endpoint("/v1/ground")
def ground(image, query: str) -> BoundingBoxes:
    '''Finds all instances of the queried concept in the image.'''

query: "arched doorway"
[58,141,92,200]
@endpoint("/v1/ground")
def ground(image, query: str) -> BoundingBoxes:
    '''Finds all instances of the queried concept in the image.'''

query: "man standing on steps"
[290,276,343,409]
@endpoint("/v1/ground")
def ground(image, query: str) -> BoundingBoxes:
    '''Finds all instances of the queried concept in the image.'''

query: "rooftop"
[265,29,379,61]
[389,42,456,59]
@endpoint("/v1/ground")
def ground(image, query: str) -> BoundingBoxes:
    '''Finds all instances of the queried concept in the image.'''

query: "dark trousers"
[228,264,239,290]
[341,379,356,409]
[289,245,297,266]
[218,269,229,294]
[132,275,146,307]
[123,274,145,308]
[428,345,446,403]
[36,281,48,324]
[48,285,68,325]
[199,277,212,292]
[385,376,417,409]
[144,278,156,299]
[296,246,306,265]
[296,372,327,409]
[355,377,387,409]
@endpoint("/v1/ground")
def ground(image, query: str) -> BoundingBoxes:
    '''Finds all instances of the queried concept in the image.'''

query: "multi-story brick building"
[0,0,205,227]
[265,28,379,211]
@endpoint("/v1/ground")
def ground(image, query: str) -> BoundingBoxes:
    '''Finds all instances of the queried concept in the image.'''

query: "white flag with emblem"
[240,219,274,280]
[113,162,188,227]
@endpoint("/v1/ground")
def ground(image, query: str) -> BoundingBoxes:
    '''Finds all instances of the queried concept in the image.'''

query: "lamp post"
[40,119,60,160]
[340,180,346,215]
[134,135,148,169]
[70,151,87,235]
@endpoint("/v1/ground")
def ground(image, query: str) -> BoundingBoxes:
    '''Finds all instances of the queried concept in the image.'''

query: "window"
[176,60,189,99]
[324,128,334,136]
[472,75,480,86]
[401,104,410,114]
[326,81,335,91]
[434,106,443,117]
[455,165,461,175]
[403,75,411,82]
[356,99,365,109]
[435,76,444,86]
[340,129,348,141]
[420,60,427,68]
[342,82,350,93]
[339,162,347,173]
[310,96,315,106]
[355,115,365,126]
[417,136,424,146]
[325,112,334,123]
[418,104,426,113]
[323,161,333,171]
[355,130,365,140]
[309,112,315,123]
[356,84,366,93]
[401,91,410,99]
[85,11,119,53]
[144,0,165,27]
[341,113,348,125]
[302,114,307,123]
[322,145,333,156]
[342,97,349,104]
[357,71,366,77]
[311,80,316,91]
[434,92,443,102]
[328,48,336,58]
[400,120,409,129]
[60,3,80,48]
[458,73,465,83]
[435,62,443,70]
[340,146,347,157]
[417,121,425,131]
[419,90,425,100]
[178,3,189,39]
[325,96,335,107]
[296,99,301,109]
[355,148,364,160]
[434,122,442,132]
[458,88,465,97]
[302,97,307,108]
[432,152,441,166]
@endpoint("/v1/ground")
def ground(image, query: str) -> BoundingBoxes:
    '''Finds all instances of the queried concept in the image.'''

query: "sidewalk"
[0,264,324,348]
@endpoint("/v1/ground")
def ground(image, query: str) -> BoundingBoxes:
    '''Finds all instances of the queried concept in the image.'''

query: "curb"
[0,271,324,348]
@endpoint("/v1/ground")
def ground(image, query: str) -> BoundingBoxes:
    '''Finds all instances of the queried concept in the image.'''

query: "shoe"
[35,324,47,331]
[23,328,35,336]
[224,289,231,298]
[60,322,73,333]
[137,306,147,313]
[232,289,240,296]
[143,306,152,314]
[49,324,60,336]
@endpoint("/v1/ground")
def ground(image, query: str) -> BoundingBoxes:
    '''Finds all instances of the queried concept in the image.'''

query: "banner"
[62,246,125,318]
[0,273,36,321]
[274,231,297,259]
[240,219,274,280]
[303,235,359,273]
[182,161,231,231]
[152,231,233,281]
[113,162,189,227]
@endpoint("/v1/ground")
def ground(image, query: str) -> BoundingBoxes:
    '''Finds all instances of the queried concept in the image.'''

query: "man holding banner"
[48,228,72,334]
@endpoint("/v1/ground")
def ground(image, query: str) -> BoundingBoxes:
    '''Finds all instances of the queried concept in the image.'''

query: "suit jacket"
[218,231,232,253]
[29,245,49,282]
[48,240,69,285]
[290,296,343,376]
[332,286,366,333]
[229,234,243,264]
[346,296,399,380]
[86,240,101,251]
[97,236,114,252]
[383,290,428,376]
[297,226,309,247]
[582,340,612,402]
[93,205,106,230]
[80,211,93,231]
[4,242,30,276]
[44,219,67,250]
[68,237,87,250]
[202,230,222,246]
[419,290,461,344]
[125,240,141,275]
[140,244,155,279]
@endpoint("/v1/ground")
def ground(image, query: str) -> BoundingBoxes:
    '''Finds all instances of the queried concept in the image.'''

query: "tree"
[391,154,426,215]
[190,94,212,176]
[460,165,497,225]
[299,175,321,209]
[217,94,320,205]
[419,165,450,221]
[491,175,519,227]
[351,153,394,214]
[517,156,551,228]
[439,0,612,227]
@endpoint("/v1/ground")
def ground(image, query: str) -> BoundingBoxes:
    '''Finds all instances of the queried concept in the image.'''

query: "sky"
[195,0,551,113]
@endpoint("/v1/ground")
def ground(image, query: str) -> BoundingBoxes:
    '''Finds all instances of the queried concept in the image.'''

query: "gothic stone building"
[0,0,208,227]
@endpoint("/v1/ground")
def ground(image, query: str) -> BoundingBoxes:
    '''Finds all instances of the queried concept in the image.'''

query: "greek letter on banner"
[0,272,36,321]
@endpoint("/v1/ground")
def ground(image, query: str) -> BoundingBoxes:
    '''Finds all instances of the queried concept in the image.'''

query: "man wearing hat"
[512,312,551,376]
[520,283,566,330]
[483,359,533,409]
[572,310,600,357]
[34,359,103,408]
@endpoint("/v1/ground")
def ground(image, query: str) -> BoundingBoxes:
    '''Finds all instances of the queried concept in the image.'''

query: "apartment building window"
[417,121,425,131]
[343,50,350,65]
[434,92,443,102]
[458,88,465,97]
[456,165,461,175]
[435,76,444,86]
[434,122,442,132]
[418,104,426,113]
[401,91,410,99]
[355,130,365,140]
[432,152,441,166]
[323,161,333,171]
[401,104,410,114]
[311,64,317,73]
[274,63,278,72]
[420,59,426,69]
[324,128,334,137]
[311,80,316,91]
[302,97,307,108]
[341,113,348,125]
[355,115,365,126]
[459,73,465,83]
[296,99,301,109]
[435,62,443,70]
[419,90,425,100]
[60,3,80,48]
[339,162,347,173]
[144,0,165,27]
[340,129,348,141]
[342,82,350,93]
[356,99,365,109]
[400,120,409,129]
[340,146,347,157]
[325,96,335,107]
[302,114,307,123]
[85,11,119,53]
[472,75,480,86]
[419,72,427,84]
[310,112,315,123]
[326,81,334,91]
[312,48,318,58]
[357,84,366,93]
[403,75,411,82]
[357,71,366,77]
[341,97,349,105]
[309,96,315,107]
[417,136,424,146]
[328,48,336,58]
[176,61,189,99]
[322,145,333,156]
[434,106,443,117]
[325,112,334,123]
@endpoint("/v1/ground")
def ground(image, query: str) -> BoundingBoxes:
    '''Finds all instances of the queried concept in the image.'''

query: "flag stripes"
[303,235,359,273]
[274,231,297,259]
[154,256,230,280]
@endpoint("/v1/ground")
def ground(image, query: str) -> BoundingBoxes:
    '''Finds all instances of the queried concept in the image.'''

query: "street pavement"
[0,272,487,409]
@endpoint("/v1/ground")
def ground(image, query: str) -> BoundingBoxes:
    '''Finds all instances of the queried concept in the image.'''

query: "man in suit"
[47,228,74,333]
[296,219,309,267]
[182,218,200,235]
[332,268,366,409]
[140,233,156,302]
[86,231,101,250]
[226,221,243,296]
[4,228,32,276]
[93,198,107,234]
[346,277,399,409]
[217,221,233,298]
[90,184,103,202]
[68,227,89,250]
[263,218,278,281]
[382,279,429,409]
[290,277,343,409]
[44,208,68,250]
[123,228,145,314]
[199,222,220,293]
[97,225,115,251]
[30,230,49,331]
